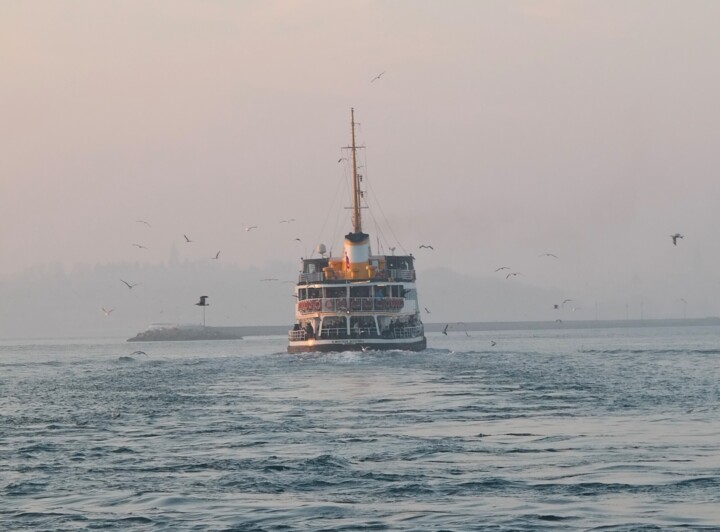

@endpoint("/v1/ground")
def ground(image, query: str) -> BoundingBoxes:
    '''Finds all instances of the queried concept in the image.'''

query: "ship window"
[307,263,316,273]
[308,288,322,299]
[350,286,370,297]
[326,286,346,298]
[298,288,307,300]
[391,285,402,297]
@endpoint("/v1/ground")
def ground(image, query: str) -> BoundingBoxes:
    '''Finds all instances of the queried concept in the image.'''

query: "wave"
[579,348,720,355]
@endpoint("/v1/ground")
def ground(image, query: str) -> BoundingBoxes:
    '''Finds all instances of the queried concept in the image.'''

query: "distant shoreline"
[163,317,720,338]
[3,318,718,342]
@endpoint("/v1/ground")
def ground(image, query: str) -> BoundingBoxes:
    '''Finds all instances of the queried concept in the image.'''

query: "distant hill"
[1,261,715,339]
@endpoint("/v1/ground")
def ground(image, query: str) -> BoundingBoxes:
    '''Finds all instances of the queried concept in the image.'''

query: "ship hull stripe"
[287,337,427,353]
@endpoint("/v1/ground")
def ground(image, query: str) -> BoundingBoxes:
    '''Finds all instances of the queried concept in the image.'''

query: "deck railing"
[391,324,424,339]
[298,272,325,283]
[290,324,422,341]
[296,297,405,314]
[288,329,308,341]
[388,269,415,281]
[297,269,416,283]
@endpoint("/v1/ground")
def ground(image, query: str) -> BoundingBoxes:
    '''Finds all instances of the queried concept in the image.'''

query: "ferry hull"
[287,336,427,354]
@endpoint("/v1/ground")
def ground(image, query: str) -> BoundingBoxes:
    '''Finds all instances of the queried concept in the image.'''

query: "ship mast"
[350,108,362,234]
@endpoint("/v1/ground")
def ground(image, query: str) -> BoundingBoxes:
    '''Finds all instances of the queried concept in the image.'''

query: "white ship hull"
[288,335,427,354]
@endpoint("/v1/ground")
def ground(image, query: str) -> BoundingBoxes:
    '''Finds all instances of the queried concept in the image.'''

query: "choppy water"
[2,326,720,530]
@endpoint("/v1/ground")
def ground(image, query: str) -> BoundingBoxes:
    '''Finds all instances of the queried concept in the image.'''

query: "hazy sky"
[2,1,720,322]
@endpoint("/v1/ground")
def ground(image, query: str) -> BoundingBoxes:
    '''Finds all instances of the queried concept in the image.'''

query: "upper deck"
[298,255,415,284]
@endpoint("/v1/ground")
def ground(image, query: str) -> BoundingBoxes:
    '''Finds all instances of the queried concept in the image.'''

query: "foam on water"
[2,327,720,530]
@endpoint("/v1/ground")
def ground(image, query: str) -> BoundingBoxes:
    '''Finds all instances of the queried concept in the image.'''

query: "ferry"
[287,109,427,353]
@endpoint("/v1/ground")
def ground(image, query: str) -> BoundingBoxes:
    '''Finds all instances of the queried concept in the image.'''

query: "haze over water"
[3,326,720,530]
[3,2,720,336]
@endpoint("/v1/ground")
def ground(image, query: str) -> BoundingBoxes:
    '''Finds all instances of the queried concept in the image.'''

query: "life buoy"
[325,299,334,311]
[313,299,321,311]
[350,298,360,310]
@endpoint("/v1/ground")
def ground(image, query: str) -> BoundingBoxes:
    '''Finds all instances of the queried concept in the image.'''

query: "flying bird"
[195,296,209,307]
[120,279,140,289]
[553,304,560,310]
[183,234,193,243]
[490,340,497,347]
[506,272,521,279]
[442,324,449,336]
[135,220,151,227]
[130,350,148,357]
[456,322,470,337]
[540,253,558,259]
[370,71,386,83]
[494,266,510,272]
[212,251,221,260]
[424,307,431,314]
[261,278,279,282]
[562,298,573,306]
[132,243,148,250]
[419,245,434,250]
[670,233,684,246]
[294,238,302,243]
[101,307,114,316]
[280,219,296,223]
[245,225,258,232]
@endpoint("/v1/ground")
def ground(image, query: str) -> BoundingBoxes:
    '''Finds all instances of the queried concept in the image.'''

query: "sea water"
[2,326,720,530]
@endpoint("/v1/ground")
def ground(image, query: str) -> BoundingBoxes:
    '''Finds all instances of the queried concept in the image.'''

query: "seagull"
[130,350,148,357]
[212,251,221,260]
[456,322,470,337]
[132,243,148,250]
[101,307,114,316]
[120,279,140,289]
[135,220,151,227]
[553,304,560,309]
[419,245,434,250]
[195,296,209,307]
[245,225,258,232]
[424,307,431,314]
[540,253,558,259]
[562,298,573,306]
[294,238,302,243]
[280,219,296,224]
[442,324,449,335]
[494,266,510,272]
[670,233,684,246]
[183,234,193,243]
[261,278,279,282]
[490,340,497,347]
[506,272,521,279]
[370,71,386,83]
